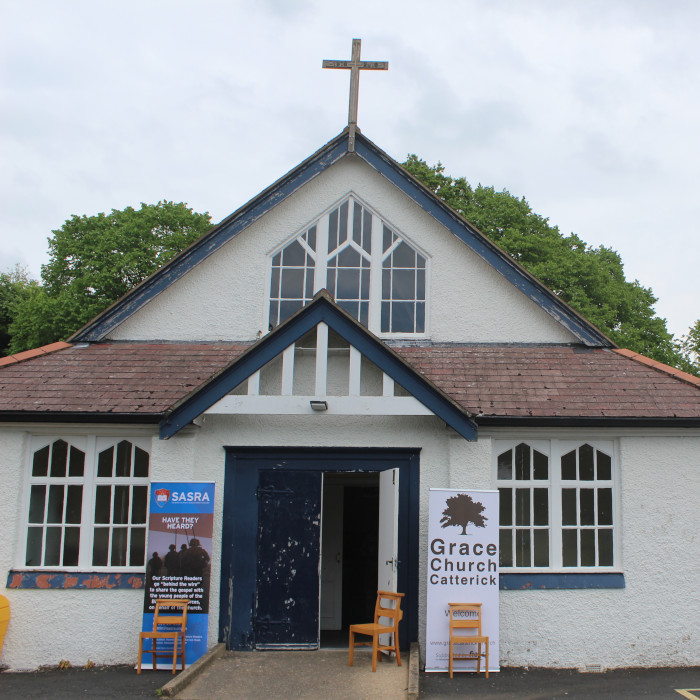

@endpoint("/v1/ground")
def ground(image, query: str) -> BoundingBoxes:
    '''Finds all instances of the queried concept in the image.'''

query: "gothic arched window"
[268,195,428,335]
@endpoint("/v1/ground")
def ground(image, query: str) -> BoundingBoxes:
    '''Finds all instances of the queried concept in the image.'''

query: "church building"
[1,43,699,671]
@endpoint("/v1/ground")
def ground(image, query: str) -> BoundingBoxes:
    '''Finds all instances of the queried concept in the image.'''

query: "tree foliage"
[8,201,211,354]
[440,493,488,535]
[0,265,40,356]
[402,156,688,369]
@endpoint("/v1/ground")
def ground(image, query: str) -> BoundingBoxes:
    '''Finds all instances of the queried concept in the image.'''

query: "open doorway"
[320,472,379,648]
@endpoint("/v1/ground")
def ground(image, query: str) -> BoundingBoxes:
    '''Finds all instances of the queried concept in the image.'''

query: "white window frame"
[17,435,151,573]
[494,438,621,573]
[265,192,431,339]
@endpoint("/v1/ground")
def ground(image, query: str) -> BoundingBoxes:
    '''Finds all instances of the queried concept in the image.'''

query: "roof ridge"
[0,342,72,368]
[613,348,700,388]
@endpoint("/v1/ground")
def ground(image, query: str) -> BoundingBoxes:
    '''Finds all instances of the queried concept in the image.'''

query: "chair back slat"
[374,590,404,627]
[448,603,483,635]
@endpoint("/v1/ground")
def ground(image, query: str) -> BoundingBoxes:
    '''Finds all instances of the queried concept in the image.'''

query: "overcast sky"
[1,0,698,339]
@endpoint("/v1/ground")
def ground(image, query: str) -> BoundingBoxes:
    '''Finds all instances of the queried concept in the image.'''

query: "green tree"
[403,156,684,368]
[677,320,700,377]
[8,201,211,353]
[0,265,40,356]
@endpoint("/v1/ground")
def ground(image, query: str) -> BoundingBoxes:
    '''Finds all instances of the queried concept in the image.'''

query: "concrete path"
[172,649,409,700]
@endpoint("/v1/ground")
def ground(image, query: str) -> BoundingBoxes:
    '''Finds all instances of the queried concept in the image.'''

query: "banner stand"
[425,488,499,673]
[140,482,215,669]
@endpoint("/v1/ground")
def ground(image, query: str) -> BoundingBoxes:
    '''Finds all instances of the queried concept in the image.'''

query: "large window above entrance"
[268,195,428,335]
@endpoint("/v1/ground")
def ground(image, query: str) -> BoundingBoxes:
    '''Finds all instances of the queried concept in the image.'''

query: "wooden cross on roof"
[323,39,388,152]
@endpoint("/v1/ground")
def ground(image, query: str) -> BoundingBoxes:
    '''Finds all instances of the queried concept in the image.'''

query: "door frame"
[220,447,420,651]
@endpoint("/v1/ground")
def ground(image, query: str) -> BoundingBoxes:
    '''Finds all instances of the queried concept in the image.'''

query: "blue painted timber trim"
[160,293,478,440]
[72,134,351,342]
[500,573,625,590]
[353,136,612,347]
[219,448,420,650]
[7,570,146,589]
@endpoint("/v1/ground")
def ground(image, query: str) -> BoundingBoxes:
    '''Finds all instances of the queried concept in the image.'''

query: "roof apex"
[70,129,613,348]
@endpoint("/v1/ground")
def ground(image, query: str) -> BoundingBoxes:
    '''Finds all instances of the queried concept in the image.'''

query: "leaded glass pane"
[113,486,130,524]
[597,450,612,480]
[580,529,595,566]
[533,530,549,567]
[561,450,576,480]
[94,486,112,524]
[533,450,548,479]
[598,529,614,566]
[68,446,85,477]
[66,485,83,524]
[579,444,594,480]
[92,528,109,566]
[598,488,613,525]
[515,529,531,567]
[497,450,512,480]
[50,440,68,477]
[32,445,49,477]
[515,443,530,480]
[44,527,61,566]
[562,489,577,525]
[111,528,128,567]
[47,485,64,523]
[580,489,595,526]
[562,530,577,566]
[63,527,80,566]
[499,488,512,526]
[515,488,530,526]
[134,447,149,478]
[98,447,113,478]
[26,527,43,566]
[499,529,513,567]
[116,441,131,477]
[533,488,548,526]
[28,485,46,523]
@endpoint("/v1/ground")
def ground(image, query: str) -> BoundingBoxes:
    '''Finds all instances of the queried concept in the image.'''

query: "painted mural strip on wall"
[425,488,500,673]
[140,481,215,669]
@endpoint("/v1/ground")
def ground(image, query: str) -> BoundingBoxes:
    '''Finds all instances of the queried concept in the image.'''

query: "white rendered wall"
[107,156,577,345]
[2,422,698,670]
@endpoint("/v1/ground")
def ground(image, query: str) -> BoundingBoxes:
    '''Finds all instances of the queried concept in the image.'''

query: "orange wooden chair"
[348,590,404,672]
[137,599,188,674]
[448,602,489,678]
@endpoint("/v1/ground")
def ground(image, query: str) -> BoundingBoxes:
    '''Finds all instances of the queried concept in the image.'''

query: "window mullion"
[368,210,383,333]
[314,214,329,295]
[550,439,563,569]
[78,436,97,569]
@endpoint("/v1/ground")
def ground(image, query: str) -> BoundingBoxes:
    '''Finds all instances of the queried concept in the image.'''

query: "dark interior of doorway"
[320,473,379,649]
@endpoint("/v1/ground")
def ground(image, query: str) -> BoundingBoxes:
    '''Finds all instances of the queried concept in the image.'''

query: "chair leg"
[394,630,402,667]
[485,642,489,679]
[172,634,178,674]
[449,639,453,679]
[348,630,355,667]
[371,633,379,672]
[137,636,143,674]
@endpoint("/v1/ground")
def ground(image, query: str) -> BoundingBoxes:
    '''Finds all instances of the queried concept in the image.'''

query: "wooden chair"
[349,590,404,672]
[448,602,489,678]
[137,599,188,674]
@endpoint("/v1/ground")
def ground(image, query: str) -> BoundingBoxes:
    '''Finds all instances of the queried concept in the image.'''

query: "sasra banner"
[425,489,499,673]
[140,482,215,669]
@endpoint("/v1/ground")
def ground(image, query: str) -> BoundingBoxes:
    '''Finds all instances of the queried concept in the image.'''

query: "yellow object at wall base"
[0,595,10,660]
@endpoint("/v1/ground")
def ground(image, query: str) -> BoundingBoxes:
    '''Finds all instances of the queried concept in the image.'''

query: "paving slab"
[173,649,409,700]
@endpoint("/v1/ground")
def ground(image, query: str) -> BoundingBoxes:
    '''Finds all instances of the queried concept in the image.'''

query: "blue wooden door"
[255,469,322,648]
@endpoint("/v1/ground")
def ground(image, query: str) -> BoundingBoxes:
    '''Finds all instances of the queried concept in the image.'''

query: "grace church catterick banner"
[141,482,215,668]
[425,489,499,673]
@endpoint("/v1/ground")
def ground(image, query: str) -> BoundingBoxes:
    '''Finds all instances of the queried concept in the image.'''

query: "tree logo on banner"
[440,493,488,535]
